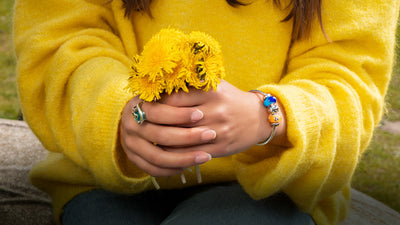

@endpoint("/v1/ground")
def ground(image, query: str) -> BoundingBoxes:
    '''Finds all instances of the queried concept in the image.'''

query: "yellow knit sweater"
[13,0,400,224]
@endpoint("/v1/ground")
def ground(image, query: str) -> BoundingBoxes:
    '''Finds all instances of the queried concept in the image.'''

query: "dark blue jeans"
[62,182,315,225]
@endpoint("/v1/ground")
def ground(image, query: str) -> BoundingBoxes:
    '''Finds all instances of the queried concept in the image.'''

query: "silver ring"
[132,102,146,124]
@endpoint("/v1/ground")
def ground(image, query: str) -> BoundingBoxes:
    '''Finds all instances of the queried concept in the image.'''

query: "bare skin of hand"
[159,80,288,157]
[119,96,215,177]
[119,80,287,177]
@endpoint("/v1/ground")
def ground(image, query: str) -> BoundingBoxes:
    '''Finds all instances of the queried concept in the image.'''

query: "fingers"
[163,143,228,159]
[120,100,215,177]
[136,123,216,147]
[122,135,212,177]
[127,152,184,177]
[141,102,204,125]
[159,87,214,107]
[135,101,217,146]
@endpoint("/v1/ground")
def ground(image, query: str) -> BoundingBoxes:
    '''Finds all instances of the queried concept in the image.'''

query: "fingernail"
[195,153,212,164]
[201,130,216,141]
[191,110,203,122]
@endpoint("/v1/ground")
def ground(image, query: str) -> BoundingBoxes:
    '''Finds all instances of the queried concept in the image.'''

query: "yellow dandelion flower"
[188,31,223,56]
[201,54,225,91]
[138,29,185,82]
[128,75,165,102]
[185,59,206,90]
[126,28,225,103]
[164,65,189,94]
[182,32,225,91]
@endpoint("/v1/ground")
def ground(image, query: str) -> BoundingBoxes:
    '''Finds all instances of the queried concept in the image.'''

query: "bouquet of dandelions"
[126,28,225,189]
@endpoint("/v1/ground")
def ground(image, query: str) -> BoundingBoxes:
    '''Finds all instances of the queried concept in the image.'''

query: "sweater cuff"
[233,83,336,212]
[69,57,152,192]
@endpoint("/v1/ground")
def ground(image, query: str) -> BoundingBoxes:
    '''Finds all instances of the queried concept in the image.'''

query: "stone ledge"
[1,118,399,225]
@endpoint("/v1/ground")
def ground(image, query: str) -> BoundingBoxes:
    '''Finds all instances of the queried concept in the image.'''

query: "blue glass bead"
[263,96,277,107]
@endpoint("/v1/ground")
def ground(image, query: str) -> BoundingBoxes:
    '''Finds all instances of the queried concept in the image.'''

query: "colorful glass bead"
[263,96,277,107]
[269,104,279,112]
[269,114,281,123]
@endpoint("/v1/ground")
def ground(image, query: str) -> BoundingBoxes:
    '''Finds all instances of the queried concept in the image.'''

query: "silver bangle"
[256,124,278,145]
[249,90,281,146]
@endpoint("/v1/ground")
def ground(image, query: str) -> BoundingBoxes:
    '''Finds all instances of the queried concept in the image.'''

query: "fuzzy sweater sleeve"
[233,0,399,222]
[14,0,150,191]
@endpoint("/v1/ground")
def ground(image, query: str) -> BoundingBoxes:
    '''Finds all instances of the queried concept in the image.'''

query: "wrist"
[249,90,289,147]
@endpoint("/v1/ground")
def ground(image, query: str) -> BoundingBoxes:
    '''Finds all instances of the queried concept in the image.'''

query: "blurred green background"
[1,0,399,212]
[0,0,17,119]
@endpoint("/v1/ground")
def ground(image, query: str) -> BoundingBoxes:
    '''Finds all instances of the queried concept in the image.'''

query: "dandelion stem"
[180,173,187,184]
[195,165,202,183]
[151,177,160,190]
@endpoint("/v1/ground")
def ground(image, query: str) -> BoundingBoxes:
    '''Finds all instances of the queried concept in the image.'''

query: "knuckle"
[141,102,153,120]
[161,94,179,105]
[125,150,137,163]
[146,167,160,177]
[215,106,230,122]
[185,128,199,141]
[124,138,136,152]
[176,109,192,123]
[149,153,163,166]
[218,127,234,155]
[152,131,169,145]
[125,124,137,135]
[221,124,232,136]
[213,142,230,157]
[121,118,134,131]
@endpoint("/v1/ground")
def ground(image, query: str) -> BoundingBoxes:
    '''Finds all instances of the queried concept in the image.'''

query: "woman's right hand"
[119,96,215,177]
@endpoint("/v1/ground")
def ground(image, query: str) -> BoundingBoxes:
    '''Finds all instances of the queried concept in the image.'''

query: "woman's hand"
[119,96,215,177]
[119,80,287,176]
[160,80,288,158]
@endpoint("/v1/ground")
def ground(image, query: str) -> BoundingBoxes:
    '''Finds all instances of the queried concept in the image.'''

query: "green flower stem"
[195,165,202,183]
[180,173,187,184]
[151,176,160,190]
[151,166,201,190]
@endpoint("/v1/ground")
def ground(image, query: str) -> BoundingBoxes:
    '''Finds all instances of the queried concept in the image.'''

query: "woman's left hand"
[159,80,285,158]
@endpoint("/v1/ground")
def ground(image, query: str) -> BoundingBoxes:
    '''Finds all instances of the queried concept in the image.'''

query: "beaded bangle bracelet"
[249,90,281,145]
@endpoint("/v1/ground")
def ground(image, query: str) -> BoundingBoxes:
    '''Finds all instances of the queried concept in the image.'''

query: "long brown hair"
[122,0,327,41]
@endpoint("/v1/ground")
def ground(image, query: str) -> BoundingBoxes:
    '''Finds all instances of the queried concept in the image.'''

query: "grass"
[0,0,18,119]
[352,130,400,212]
[1,0,400,213]
[385,45,400,121]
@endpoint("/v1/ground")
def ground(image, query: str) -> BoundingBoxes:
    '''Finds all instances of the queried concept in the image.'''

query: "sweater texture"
[13,0,400,224]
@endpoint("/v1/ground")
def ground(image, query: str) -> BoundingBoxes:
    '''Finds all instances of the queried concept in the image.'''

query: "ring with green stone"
[132,102,146,125]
